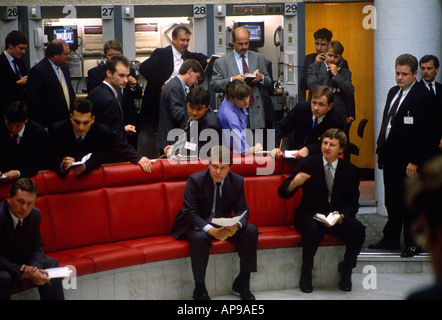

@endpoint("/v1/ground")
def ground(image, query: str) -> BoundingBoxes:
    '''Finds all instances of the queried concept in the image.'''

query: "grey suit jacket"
[211,51,272,130]
[307,62,355,121]
[156,76,187,149]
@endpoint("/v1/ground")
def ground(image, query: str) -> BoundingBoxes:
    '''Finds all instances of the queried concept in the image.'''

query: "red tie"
[241,55,254,106]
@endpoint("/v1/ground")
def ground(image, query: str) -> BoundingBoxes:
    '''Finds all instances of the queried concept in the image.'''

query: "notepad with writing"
[68,153,92,169]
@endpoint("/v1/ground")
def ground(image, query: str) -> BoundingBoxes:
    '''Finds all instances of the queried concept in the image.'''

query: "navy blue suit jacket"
[27,58,75,128]
[275,101,345,155]
[48,119,113,175]
[0,53,29,116]
[87,83,142,164]
[0,201,46,286]
[0,119,48,177]
[170,169,249,240]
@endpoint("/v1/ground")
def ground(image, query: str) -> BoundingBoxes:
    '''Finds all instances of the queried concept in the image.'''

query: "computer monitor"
[45,26,79,51]
[236,22,265,48]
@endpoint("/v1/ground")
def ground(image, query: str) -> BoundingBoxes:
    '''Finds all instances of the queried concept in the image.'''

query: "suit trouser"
[185,224,258,283]
[0,256,64,300]
[382,161,415,247]
[297,218,366,272]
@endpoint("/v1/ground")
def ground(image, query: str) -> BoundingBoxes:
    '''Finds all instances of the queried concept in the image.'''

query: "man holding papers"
[171,146,258,300]
[272,86,345,160]
[278,129,365,293]
[48,100,112,176]
[0,178,64,300]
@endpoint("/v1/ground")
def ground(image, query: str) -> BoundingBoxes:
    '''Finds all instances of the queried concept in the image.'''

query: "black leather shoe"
[368,240,400,250]
[193,287,211,300]
[232,277,256,300]
[401,246,420,258]
[338,262,352,292]
[299,270,313,293]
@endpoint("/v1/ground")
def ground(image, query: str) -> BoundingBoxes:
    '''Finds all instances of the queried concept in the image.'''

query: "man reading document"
[278,129,365,293]
[170,146,258,300]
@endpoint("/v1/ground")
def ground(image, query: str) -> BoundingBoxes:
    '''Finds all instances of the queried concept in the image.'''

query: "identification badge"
[404,116,414,124]
[184,141,197,151]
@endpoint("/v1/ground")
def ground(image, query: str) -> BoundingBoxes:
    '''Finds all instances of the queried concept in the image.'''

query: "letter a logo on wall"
[362,265,377,290]
[362,5,377,30]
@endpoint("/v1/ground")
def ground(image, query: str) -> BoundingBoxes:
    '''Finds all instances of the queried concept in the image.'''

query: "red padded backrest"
[105,183,169,241]
[41,168,104,194]
[231,156,283,176]
[244,175,287,226]
[101,162,163,187]
[47,189,110,250]
[34,195,56,253]
[164,181,187,230]
[162,159,208,181]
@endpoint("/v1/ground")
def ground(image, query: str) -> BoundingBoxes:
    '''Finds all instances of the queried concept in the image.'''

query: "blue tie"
[12,59,21,79]
[304,117,318,146]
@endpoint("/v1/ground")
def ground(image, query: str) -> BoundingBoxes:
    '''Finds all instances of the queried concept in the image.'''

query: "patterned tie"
[325,163,334,203]
[241,55,254,106]
[58,67,70,110]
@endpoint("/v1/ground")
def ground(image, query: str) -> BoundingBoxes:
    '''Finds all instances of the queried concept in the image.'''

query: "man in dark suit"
[86,39,142,149]
[138,25,208,157]
[87,55,153,173]
[307,41,355,126]
[27,39,76,130]
[164,86,221,159]
[278,129,365,293]
[370,54,432,257]
[170,146,258,300]
[0,101,47,183]
[139,25,208,120]
[272,86,345,160]
[0,31,29,117]
[211,27,272,131]
[417,55,442,160]
[300,28,350,97]
[0,178,64,300]
[48,99,112,176]
[155,59,203,151]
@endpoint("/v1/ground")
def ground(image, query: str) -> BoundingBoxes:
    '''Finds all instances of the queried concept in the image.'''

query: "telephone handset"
[273,26,283,52]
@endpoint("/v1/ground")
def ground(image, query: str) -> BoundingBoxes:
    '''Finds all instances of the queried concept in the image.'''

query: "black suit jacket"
[139,45,208,118]
[275,101,345,155]
[278,155,360,229]
[170,169,249,240]
[27,58,76,128]
[376,82,431,169]
[47,119,113,176]
[0,53,28,116]
[87,64,142,126]
[0,119,48,177]
[156,76,188,149]
[0,200,46,287]
[87,83,142,164]
[172,109,222,158]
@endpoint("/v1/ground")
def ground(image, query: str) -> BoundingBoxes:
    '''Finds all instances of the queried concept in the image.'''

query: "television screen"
[236,22,265,47]
[45,26,78,51]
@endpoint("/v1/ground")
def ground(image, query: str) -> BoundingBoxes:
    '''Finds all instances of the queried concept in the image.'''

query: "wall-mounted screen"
[236,21,265,47]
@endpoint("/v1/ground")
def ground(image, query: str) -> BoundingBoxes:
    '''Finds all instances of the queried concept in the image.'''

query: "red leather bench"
[0,156,343,295]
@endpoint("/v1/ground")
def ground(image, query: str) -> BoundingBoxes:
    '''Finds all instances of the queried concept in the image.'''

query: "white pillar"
[374,0,442,215]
